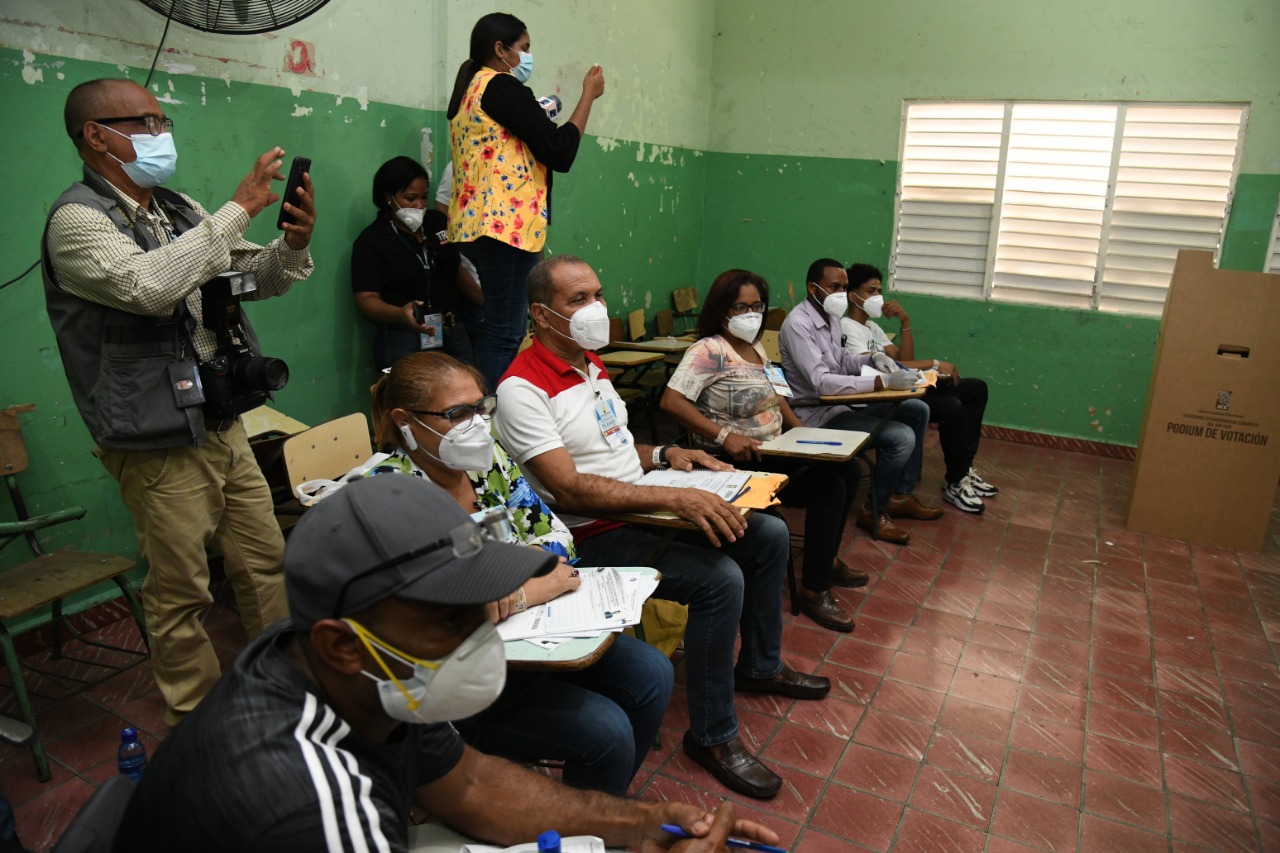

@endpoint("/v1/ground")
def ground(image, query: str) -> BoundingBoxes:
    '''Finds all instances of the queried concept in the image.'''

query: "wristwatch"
[652,445,671,469]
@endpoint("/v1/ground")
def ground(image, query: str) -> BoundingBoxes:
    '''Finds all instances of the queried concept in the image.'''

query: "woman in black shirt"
[351,157,482,371]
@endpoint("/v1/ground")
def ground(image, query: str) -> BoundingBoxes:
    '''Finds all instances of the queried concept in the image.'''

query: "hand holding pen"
[642,801,782,852]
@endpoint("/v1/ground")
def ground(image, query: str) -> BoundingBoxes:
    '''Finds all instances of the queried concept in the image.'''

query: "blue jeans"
[454,634,672,795]
[461,237,542,390]
[576,511,788,747]
[827,397,930,505]
[373,324,474,373]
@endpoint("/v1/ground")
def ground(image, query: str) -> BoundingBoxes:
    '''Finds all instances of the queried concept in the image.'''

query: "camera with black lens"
[197,271,289,420]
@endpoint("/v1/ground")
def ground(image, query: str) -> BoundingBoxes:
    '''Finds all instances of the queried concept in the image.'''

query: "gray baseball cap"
[284,474,554,627]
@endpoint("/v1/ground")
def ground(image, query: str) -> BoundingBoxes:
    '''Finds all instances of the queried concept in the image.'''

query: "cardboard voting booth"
[1127,250,1280,552]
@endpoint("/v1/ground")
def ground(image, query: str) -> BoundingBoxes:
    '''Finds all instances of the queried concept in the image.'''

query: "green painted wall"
[0,50,708,589]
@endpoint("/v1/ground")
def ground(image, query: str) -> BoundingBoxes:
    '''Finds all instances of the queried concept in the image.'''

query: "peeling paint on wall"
[291,104,313,117]
[20,49,42,84]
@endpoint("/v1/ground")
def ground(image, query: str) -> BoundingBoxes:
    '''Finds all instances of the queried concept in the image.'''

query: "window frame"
[890,99,1251,316]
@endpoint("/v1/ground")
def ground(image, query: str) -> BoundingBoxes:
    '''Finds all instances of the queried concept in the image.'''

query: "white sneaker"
[963,467,998,497]
[942,479,985,513]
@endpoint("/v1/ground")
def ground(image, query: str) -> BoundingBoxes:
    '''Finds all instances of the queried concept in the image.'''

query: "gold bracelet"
[512,587,528,612]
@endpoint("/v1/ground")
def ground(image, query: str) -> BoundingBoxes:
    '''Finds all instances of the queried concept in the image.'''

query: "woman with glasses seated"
[660,270,868,634]
[367,351,673,796]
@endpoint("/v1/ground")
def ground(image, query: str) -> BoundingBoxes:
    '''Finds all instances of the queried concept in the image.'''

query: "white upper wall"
[1,0,716,150]
[707,0,1280,172]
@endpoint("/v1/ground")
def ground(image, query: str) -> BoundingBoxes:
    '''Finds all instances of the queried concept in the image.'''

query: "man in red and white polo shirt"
[494,255,831,801]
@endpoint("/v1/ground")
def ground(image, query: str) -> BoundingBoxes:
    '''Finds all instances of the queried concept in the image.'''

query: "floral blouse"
[666,335,784,450]
[448,69,549,252]
[365,443,575,561]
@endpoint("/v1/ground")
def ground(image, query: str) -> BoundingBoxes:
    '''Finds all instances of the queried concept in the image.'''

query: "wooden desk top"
[757,427,870,462]
[818,386,926,405]
[608,338,694,354]
[599,349,665,367]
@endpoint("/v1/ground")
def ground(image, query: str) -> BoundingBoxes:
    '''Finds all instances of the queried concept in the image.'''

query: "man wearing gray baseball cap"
[113,475,777,852]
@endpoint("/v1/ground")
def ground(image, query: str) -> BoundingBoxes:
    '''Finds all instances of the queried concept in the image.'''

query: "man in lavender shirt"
[779,258,942,546]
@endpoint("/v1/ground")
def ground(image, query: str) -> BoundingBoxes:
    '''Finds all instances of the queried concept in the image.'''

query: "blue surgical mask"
[505,47,534,83]
[103,125,178,188]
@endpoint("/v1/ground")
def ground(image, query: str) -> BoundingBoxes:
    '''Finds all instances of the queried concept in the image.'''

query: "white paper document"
[497,568,659,641]
[637,468,752,501]
[860,366,936,388]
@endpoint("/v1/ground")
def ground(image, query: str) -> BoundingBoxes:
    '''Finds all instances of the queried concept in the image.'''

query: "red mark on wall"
[283,40,316,75]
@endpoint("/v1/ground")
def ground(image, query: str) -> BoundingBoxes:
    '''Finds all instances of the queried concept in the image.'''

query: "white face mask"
[412,413,495,472]
[859,294,885,319]
[103,126,177,188]
[814,284,848,318]
[394,204,425,232]
[347,619,507,724]
[541,300,611,351]
[725,312,763,343]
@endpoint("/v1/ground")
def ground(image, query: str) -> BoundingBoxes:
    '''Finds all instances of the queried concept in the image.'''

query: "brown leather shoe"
[856,506,911,544]
[887,493,944,521]
[735,665,831,700]
[830,558,870,588]
[682,731,782,799]
[798,588,854,632]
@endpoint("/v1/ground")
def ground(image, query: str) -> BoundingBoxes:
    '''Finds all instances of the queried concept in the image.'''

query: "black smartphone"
[276,156,311,230]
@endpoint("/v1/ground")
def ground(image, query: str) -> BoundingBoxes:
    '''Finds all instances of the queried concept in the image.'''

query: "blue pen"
[661,824,786,853]
[795,440,841,446]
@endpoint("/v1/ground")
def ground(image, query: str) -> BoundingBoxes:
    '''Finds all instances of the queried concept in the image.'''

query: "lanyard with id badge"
[764,363,793,398]
[392,222,443,350]
[582,369,629,449]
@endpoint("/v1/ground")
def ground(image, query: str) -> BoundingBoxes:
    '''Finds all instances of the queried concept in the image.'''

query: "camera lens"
[232,356,290,391]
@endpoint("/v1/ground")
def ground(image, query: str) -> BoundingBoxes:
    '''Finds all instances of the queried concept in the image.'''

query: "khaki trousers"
[97,420,286,722]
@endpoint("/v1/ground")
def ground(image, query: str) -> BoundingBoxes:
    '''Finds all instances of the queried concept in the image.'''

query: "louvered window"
[891,101,1248,316]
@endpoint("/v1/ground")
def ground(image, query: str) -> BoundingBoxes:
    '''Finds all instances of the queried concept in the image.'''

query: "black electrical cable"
[143,0,179,88]
[0,260,40,292]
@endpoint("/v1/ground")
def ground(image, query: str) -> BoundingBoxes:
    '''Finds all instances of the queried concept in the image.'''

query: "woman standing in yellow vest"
[447,12,605,389]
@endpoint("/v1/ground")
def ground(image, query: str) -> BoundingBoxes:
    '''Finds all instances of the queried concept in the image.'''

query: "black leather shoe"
[798,588,855,632]
[830,559,870,588]
[682,731,782,799]
[735,665,831,700]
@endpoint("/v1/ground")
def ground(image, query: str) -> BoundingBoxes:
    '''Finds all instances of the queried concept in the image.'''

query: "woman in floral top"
[368,352,672,796]
[661,270,867,634]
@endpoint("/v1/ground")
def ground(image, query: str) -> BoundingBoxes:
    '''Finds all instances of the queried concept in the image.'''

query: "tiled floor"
[2,433,1278,852]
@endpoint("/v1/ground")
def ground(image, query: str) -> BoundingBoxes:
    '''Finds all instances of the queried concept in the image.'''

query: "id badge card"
[594,398,627,448]
[764,364,793,398]
[419,312,443,350]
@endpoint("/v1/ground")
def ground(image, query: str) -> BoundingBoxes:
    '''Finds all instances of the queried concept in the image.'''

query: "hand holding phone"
[276,156,312,230]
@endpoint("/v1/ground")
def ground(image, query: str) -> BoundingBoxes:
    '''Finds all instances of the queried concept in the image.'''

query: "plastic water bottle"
[117,727,147,782]
[537,830,562,853]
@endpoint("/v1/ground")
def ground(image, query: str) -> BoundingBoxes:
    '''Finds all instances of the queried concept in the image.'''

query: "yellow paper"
[732,473,788,509]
